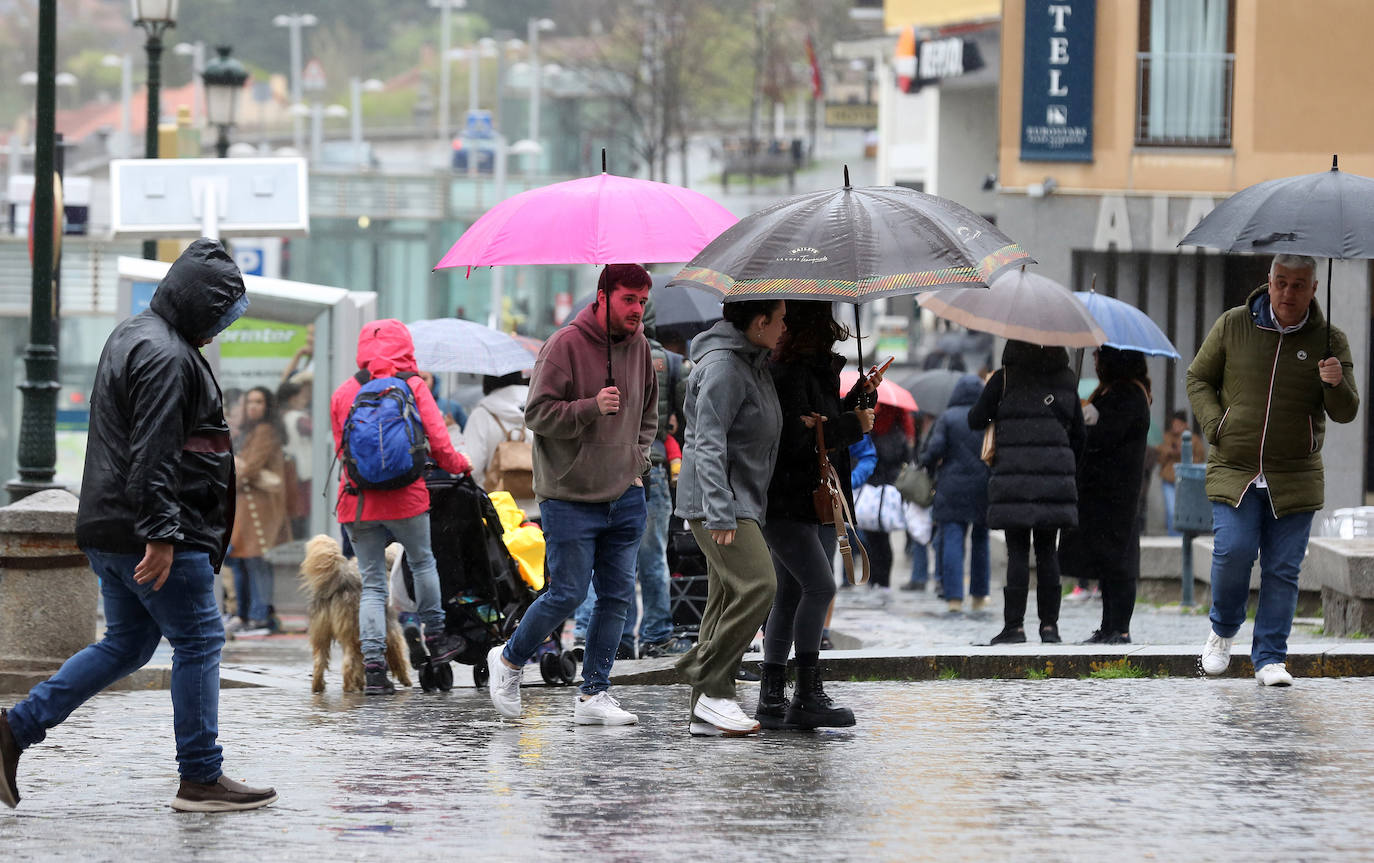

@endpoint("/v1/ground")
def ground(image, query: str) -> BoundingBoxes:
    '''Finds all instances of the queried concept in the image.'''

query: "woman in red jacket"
[330,319,472,694]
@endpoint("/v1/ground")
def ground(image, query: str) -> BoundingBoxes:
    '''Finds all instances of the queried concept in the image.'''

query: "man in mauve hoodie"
[487,264,657,725]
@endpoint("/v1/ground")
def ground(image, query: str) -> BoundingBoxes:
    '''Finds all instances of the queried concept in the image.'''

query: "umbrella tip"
[843,165,850,188]
[1332,153,1339,171]
[602,148,607,174]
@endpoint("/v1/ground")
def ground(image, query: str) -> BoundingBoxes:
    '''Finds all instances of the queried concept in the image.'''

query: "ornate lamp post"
[202,46,249,158]
[132,0,178,260]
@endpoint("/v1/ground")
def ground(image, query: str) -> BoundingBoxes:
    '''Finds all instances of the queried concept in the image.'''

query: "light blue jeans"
[8,550,225,782]
[1208,488,1314,670]
[344,513,447,662]
[574,466,671,648]
[504,486,646,696]
[1162,480,1180,537]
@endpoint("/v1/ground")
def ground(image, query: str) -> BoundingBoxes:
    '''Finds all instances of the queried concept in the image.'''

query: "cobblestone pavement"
[4,678,1374,861]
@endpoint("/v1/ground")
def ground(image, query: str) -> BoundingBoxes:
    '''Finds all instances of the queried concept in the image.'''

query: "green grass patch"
[1350,631,1369,640]
[1084,658,1148,679]
[1025,667,1050,680]
[937,667,959,680]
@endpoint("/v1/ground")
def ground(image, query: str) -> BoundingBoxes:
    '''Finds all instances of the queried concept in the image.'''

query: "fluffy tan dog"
[299,533,413,693]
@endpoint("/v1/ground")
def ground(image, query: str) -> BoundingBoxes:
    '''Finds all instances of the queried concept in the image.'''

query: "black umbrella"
[668,166,1032,372]
[1180,155,1374,353]
[889,368,964,415]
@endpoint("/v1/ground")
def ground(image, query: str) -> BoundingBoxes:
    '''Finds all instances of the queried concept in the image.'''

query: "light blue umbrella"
[1073,292,1180,359]
[406,318,538,375]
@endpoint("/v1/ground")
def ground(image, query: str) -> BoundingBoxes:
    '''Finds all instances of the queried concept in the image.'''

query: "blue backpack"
[339,370,430,492]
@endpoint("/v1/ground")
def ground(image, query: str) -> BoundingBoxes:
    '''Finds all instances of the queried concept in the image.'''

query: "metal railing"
[1135,52,1235,148]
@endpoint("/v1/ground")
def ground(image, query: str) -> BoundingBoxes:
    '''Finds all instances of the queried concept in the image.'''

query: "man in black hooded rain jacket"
[0,239,277,813]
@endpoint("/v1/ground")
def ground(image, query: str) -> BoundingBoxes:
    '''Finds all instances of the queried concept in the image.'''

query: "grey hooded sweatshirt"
[675,320,782,531]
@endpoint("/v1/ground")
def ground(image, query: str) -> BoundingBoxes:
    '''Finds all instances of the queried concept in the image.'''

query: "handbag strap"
[814,416,870,586]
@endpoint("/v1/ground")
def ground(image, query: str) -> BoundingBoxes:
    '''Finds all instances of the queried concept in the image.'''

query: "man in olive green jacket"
[1188,254,1359,686]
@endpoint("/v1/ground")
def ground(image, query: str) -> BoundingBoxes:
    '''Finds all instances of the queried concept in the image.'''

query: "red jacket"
[331,319,470,523]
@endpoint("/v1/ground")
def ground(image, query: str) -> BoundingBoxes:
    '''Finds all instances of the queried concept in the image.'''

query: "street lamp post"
[101,54,134,158]
[132,0,178,261]
[350,77,384,167]
[272,12,317,152]
[8,0,61,500]
[526,18,554,156]
[202,45,249,159]
[430,0,468,146]
[173,40,205,128]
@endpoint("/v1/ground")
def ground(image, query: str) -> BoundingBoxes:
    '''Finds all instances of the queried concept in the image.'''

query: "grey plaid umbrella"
[406,318,538,375]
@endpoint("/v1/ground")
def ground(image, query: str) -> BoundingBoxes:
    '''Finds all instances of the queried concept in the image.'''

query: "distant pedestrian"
[485,264,656,725]
[757,300,869,730]
[0,239,276,812]
[919,373,992,614]
[462,370,535,515]
[676,298,786,736]
[968,340,1084,645]
[1058,347,1152,644]
[1190,254,1358,685]
[225,386,289,635]
[1157,409,1206,536]
[331,320,473,695]
[855,403,912,596]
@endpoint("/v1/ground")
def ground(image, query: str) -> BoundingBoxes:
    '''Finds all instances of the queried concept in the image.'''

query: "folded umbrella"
[406,318,538,376]
[838,370,918,412]
[917,268,1105,349]
[1073,292,1180,359]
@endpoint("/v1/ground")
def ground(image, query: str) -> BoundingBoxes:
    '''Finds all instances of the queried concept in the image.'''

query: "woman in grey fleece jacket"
[674,298,786,736]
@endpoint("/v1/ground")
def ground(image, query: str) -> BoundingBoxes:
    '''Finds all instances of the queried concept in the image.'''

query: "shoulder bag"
[812,417,870,585]
[980,370,1007,466]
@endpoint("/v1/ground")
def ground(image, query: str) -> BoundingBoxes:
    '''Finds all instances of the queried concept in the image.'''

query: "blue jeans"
[939,521,990,601]
[1162,480,1179,537]
[574,467,671,647]
[345,513,447,662]
[1208,488,1314,670]
[226,556,273,622]
[7,550,225,783]
[504,486,646,696]
[908,535,929,587]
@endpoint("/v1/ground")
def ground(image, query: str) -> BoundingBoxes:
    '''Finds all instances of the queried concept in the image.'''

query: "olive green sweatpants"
[675,519,777,706]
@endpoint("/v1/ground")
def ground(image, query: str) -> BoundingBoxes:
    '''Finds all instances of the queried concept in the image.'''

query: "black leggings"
[760,518,838,664]
[1004,528,1061,629]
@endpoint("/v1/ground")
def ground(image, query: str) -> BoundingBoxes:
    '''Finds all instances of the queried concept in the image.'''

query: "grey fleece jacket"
[525,302,657,503]
[675,320,782,530]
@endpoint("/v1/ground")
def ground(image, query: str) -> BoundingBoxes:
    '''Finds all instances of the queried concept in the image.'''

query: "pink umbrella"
[434,172,738,272]
[839,370,919,412]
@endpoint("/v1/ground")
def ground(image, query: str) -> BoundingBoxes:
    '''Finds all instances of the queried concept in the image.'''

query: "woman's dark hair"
[276,379,302,407]
[722,298,783,333]
[1092,346,1152,402]
[483,370,526,395]
[773,300,849,363]
[241,385,285,442]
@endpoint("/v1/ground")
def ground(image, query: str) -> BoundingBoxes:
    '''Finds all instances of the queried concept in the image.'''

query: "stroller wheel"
[403,623,426,671]
[558,650,578,685]
[435,662,454,691]
[418,663,437,693]
[571,646,585,664]
[539,652,562,685]
[473,657,490,688]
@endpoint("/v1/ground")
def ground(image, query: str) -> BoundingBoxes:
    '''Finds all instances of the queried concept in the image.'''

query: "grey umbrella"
[1180,155,1374,354]
[889,368,964,415]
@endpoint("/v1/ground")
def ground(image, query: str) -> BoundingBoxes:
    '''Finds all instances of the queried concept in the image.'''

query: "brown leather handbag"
[812,416,870,585]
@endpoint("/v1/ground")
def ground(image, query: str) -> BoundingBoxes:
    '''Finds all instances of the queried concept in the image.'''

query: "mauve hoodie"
[525,301,657,502]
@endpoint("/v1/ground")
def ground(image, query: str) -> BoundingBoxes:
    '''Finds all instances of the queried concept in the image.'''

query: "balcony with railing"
[1135,52,1235,148]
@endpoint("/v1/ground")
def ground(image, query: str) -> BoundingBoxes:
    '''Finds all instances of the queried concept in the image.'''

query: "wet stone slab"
[4,678,1374,861]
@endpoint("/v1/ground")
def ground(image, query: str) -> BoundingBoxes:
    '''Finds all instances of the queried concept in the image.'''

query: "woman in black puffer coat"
[968,340,1084,644]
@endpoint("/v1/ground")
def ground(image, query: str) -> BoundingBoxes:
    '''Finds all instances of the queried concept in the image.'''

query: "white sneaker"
[693,694,760,735]
[486,645,523,719]
[1200,630,1233,676]
[574,691,638,725]
[1255,663,1294,687]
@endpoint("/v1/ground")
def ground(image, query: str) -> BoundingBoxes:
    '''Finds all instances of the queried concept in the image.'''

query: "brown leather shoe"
[0,708,20,809]
[171,773,278,813]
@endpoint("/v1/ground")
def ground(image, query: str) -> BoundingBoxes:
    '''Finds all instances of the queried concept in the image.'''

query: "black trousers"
[1004,527,1061,628]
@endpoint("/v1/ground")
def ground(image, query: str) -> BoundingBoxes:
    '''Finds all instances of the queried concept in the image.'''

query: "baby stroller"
[666,516,708,642]
[396,473,575,690]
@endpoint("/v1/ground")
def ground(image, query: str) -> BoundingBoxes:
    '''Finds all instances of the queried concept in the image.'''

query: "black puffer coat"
[766,352,865,523]
[76,239,245,567]
[967,341,1085,530]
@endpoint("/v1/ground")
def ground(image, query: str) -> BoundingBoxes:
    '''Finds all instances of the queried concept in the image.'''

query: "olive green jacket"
[1186,287,1359,516]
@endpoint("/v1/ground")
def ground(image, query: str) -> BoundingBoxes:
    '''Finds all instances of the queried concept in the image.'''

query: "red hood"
[356,319,418,378]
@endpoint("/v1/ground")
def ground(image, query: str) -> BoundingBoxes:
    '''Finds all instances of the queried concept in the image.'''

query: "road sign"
[109,157,309,239]
[302,59,326,92]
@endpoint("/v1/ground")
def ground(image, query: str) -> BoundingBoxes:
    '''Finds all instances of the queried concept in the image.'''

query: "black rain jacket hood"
[76,239,246,566]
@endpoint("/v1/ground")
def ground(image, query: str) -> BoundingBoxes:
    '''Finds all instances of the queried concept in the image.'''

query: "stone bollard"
[0,489,98,693]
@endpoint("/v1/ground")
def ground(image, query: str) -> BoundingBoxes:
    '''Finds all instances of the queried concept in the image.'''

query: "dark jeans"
[226,555,273,622]
[7,550,225,783]
[1004,528,1061,629]
[761,518,838,663]
[862,529,894,588]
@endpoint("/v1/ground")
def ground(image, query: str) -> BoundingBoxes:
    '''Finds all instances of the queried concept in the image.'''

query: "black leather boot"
[1036,579,1062,638]
[785,666,856,729]
[426,631,468,665]
[755,662,794,729]
[992,586,1029,644]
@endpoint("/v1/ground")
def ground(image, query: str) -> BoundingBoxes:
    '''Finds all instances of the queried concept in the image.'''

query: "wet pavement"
[5,678,1374,861]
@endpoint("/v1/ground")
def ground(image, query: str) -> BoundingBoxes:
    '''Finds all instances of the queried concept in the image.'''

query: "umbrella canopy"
[434,172,738,270]
[838,370,918,412]
[569,275,721,335]
[889,368,964,415]
[406,318,538,376]
[669,180,1031,303]
[510,333,545,358]
[1073,292,1180,359]
[917,268,1106,348]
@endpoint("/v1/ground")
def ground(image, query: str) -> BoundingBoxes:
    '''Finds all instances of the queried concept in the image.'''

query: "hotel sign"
[1020,0,1095,162]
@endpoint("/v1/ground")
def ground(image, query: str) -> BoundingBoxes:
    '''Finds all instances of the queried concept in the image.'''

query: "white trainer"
[574,691,638,725]
[1200,631,1234,676]
[1255,663,1294,687]
[693,695,760,735]
[486,645,523,719]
